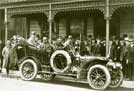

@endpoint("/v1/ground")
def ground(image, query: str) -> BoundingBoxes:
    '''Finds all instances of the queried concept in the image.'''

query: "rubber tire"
[40,74,56,81]
[109,69,123,88]
[87,65,111,90]
[20,59,38,81]
[50,50,72,73]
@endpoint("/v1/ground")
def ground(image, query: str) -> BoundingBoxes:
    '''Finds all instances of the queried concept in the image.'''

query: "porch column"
[4,8,8,42]
[106,0,110,57]
[48,4,53,43]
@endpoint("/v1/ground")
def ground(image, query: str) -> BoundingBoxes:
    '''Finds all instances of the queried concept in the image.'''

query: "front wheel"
[87,65,111,90]
[20,59,38,81]
[109,69,123,88]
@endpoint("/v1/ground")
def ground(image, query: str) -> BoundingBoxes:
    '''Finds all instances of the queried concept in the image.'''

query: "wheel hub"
[96,74,101,79]
[22,63,34,78]
[111,72,120,84]
[90,68,107,87]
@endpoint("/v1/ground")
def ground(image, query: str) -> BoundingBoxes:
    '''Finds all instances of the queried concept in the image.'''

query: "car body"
[13,38,123,90]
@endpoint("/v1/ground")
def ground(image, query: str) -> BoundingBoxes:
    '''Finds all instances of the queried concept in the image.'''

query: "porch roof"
[1,0,134,19]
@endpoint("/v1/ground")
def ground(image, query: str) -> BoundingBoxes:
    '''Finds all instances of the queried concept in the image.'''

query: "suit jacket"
[120,45,128,61]
[127,46,134,63]
[110,42,117,60]
[2,46,18,68]
[0,43,4,59]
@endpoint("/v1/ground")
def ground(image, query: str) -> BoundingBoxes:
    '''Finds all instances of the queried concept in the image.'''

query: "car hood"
[79,56,108,62]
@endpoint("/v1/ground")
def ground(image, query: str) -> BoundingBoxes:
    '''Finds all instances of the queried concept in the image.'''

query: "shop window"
[70,18,84,39]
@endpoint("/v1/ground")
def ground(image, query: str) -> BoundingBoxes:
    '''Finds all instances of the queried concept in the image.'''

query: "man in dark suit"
[54,38,64,50]
[110,39,117,61]
[126,39,134,80]
[0,40,4,72]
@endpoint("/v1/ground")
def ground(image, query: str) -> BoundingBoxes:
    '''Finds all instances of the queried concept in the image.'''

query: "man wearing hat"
[109,36,118,61]
[119,37,130,78]
[40,37,53,64]
[126,38,134,80]
[41,37,49,50]
[0,40,4,72]
[63,35,73,48]
[54,37,64,50]
[27,31,38,47]
[2,40,18,74]
[86,35,92,55]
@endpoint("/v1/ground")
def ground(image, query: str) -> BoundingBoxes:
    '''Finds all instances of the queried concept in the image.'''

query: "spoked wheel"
[109,69,123,88]
[87,65,111,90]
[40,73,56,81]
[20,59,38,81]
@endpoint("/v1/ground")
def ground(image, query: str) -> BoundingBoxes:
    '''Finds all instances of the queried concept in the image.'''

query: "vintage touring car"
[14,38,123,90]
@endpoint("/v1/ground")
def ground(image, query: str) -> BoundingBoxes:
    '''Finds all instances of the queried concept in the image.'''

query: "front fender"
[78,59,107,79]
[106,61,122,70]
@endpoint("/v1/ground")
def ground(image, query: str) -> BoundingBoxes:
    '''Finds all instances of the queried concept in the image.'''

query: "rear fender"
[18,56,42,71]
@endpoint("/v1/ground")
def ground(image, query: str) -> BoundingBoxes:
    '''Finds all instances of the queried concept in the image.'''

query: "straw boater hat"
[129,38,134,42]
[31,31,36,35]
[124,37,129,41]
[68,35,72,39]
[43,37,47,40]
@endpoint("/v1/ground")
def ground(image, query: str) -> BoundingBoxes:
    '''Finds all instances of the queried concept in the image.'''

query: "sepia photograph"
[0,0,134,91]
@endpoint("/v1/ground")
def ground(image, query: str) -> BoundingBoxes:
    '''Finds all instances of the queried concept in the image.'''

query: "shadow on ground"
[32,77,133,91]
[0,73,133,91]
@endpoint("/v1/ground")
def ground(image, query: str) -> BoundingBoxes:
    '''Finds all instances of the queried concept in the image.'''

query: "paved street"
[0,72,134,91]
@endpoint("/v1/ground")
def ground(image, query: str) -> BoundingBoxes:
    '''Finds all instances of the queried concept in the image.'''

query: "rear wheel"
[20,59,38,81]
[109,69,123,88]
[87,65,111,90]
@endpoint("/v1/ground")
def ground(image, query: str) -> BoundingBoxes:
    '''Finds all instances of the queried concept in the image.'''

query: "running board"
[38,71,77,77]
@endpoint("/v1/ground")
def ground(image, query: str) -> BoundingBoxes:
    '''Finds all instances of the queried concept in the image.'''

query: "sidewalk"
[0,70,20,79]
[0,70,134,89]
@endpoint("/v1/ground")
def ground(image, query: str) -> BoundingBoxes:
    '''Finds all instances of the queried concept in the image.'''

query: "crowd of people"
[0,32,134,80]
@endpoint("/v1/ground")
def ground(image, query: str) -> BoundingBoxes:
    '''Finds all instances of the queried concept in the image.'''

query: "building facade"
[0,0,134,55]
